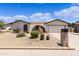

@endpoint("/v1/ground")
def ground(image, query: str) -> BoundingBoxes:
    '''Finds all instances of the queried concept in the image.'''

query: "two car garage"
[47,25,66,33]
[45,19,69,33]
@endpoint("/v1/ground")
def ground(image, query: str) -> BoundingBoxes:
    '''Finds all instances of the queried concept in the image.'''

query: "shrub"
[16,33,26,38]
[13,28,20,33]
[9,28,11,30]
[30,30,39,38]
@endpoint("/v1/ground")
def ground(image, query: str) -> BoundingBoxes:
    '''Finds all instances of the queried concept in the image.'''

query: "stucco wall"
[11,22,30,32]
[3,22,30,32]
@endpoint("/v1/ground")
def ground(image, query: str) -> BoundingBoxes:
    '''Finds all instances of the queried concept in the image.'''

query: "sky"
[0,3,79,23]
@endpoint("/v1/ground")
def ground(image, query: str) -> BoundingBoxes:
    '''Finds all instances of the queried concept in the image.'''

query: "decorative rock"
[40,34,44,40]
[16,33,26,38]
[46,35,49,40]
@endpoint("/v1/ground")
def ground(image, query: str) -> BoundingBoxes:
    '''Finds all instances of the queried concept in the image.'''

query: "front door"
[24,25,28,32]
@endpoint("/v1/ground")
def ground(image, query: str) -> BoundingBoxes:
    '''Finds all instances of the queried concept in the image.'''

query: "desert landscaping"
[0,31,60,48]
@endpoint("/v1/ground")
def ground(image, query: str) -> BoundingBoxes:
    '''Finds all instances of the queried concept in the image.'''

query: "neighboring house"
[72,22,79,33]
[2,19,71,33]
[3,20,30,32]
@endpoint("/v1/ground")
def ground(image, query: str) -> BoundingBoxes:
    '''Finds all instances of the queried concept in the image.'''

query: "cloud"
[14,15,29,20]
[0,15,29,23]
[0,16,15,23]
[54,6,79,22]
[72,3,79,6]
[0,13,53,23]
[29,13,53,22]
[54,6,79,17]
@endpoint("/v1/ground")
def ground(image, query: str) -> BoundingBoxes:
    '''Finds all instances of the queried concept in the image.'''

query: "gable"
[11,20,30,24]
[45,20,69,25]
[11,21,30,26]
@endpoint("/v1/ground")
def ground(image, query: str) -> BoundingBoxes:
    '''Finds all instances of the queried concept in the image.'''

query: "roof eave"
[44,19,70,24]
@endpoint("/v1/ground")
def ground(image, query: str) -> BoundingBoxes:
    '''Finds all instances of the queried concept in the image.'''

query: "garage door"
[48,26,65,33]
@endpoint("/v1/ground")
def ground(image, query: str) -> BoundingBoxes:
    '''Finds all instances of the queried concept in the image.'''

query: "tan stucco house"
[2,19,71,33]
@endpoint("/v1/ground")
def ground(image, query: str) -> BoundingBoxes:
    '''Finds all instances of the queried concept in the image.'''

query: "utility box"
[61,29,68,47]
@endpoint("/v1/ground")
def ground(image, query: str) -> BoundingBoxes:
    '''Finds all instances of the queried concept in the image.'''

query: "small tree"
[0,20,5,29]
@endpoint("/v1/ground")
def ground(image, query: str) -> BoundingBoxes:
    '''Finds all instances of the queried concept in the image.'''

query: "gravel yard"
[0,32,60,48]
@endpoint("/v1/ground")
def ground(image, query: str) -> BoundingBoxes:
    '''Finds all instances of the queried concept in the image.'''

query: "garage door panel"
[48,26,65,33]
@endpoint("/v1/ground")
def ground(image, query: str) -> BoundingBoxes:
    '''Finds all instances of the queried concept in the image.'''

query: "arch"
[23,24,28,32]
[32,25,46,32]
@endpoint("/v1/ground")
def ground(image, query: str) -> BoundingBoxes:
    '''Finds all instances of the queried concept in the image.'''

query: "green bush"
[13,28,20,33]
[16,33,26,38]
[31,31,39,38]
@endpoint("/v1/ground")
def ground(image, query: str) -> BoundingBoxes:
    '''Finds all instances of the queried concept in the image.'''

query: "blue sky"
[0,3,79,23]
[0,3,71,16]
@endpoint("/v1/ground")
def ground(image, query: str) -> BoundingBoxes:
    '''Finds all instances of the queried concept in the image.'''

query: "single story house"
[2,19,72,33]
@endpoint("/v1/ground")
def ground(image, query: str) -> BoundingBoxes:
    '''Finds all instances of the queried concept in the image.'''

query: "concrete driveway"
[50,32,79,50]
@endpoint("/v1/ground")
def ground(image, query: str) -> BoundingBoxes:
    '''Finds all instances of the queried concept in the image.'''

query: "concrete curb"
[0,47,75,50]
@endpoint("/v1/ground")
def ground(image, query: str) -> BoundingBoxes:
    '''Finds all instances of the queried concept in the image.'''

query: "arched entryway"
[23,24,28,32]
[32,25,46,32]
